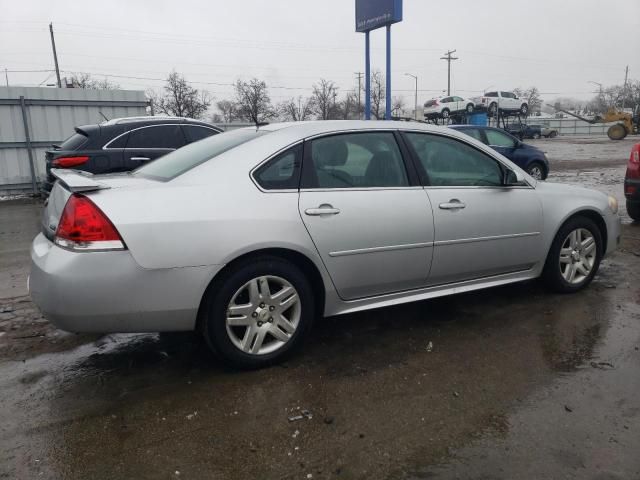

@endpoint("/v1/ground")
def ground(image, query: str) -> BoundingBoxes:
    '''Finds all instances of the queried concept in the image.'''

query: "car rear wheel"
[441,108,450,119]
[549,130,558,138]
[627,201,640,222]
[488,102,498,116]
[542,217,602,293]
[532,132,541,139]
[201,256,314,369]
[466,103,474,114]
[526,162,545,180]
[520,104,529,115]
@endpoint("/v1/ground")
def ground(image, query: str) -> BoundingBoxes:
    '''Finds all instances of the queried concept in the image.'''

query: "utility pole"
[4,68,8,87]
[622,65,629,110]
[440,49,458,96]
[355,72,363,119]
[405,73,418,120]
[49,22,62,88]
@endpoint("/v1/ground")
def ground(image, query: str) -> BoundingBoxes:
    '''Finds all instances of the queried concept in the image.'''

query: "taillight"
[55,194,125,251]
[626,144,640,180]
[52,156,89,168]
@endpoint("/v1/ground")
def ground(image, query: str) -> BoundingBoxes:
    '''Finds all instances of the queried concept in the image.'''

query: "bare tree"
[216,99,237,123]
[311,79,339,120]
[234,78,275,123]
[513,86,542,114]
[278,96,314,121]
[337,90,361,120]
[391,96,405,116]
[151,71,212,119]
[370,70,386,119]
[69,73,120,90]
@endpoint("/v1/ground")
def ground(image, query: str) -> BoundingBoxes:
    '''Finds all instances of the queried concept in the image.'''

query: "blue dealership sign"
[355,0,402,32]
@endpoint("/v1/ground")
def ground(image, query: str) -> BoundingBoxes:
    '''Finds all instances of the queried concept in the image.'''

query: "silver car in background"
[30,121,621,368]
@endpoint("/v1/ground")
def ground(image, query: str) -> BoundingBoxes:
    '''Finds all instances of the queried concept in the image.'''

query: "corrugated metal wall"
[0,87,147,194]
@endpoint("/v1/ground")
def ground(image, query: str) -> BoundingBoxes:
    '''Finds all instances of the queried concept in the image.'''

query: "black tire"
[526,161,546,180]
[542,216,603,293]
[627,201,640,222]
[488,102,498,116]
[441,108,450,119]
[549,130,558,138]
[466,103,474,114]
[200,256,315,369]
[532,132,541,139]
[520,103,529,115]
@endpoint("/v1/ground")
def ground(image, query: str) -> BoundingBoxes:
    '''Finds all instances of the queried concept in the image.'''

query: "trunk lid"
[42,169,157,241]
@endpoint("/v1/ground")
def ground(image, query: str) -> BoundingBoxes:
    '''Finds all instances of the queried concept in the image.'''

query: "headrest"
[313,138,349,167]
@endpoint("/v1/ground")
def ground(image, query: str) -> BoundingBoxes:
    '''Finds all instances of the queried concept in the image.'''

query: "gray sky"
[2,0,639,107]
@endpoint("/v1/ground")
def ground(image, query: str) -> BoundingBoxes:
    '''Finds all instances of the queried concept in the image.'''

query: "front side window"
[485,129,517,148]
[126,125,186,149]
[254,144,302,190]
[306,132,408,189]
[404,132,503,187]
[460,128,484,142]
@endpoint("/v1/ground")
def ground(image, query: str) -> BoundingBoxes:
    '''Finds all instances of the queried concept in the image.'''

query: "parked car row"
[31,120,621,368]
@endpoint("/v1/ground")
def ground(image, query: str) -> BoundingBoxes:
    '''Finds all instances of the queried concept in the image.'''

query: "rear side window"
[424,100,438,107]
[59,132,88,150]
[254,144,302,190]
[404,132,503,187]
[485,92,498,97]
[460,128,484,142]
[304,132,408,189]
[127,125,186,149]
[184,125,219,143]
[134,129,267,180]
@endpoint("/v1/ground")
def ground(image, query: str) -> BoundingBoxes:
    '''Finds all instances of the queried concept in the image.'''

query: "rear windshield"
[134,128,268,180]
[424,100,438,107]
[59,132,88,150]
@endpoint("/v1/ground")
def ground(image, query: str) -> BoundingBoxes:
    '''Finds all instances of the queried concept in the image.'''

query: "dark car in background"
[505,123,558,140]
[43,116,222,193]
[625,143,640,221]
[449,125,550,180]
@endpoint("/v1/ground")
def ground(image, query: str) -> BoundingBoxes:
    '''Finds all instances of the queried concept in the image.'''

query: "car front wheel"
[526,162,546,180]
[466,103,474,113]
[520,104,529,115]
[542,217,602,293]
[201,256,315,369]
[441,108,450,119]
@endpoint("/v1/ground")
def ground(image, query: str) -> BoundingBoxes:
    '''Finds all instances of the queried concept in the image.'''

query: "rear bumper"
[29,233,221,333]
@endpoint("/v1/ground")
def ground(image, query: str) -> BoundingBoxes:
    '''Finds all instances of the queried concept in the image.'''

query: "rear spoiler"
[50,168,110,193]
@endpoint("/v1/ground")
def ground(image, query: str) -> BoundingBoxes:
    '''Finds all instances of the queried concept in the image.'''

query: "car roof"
[241,120,464,137]
[101,116,214,127]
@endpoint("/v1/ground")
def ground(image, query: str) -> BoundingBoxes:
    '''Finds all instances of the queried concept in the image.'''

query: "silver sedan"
[30,121,621,368]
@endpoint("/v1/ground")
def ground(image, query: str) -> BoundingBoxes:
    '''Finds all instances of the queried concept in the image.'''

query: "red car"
[625,143,640,221]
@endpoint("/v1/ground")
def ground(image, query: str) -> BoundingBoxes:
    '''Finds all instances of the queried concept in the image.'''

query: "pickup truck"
[472,91,529,116]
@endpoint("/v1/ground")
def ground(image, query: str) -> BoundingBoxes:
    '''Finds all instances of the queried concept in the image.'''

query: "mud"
[0,135,639,479]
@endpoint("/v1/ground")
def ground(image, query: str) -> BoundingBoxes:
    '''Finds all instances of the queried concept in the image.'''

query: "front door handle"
[130,156,150,161]
[439,199,466,210]
[305,204,340,216]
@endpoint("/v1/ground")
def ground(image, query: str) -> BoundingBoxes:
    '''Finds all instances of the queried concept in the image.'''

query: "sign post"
[355,0,402,120]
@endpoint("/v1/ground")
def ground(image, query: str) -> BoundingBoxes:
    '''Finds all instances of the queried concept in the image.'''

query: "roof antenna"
[98,111,109,122]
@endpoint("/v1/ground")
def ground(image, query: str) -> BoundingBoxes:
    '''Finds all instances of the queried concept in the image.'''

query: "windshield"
[134,128,267,180]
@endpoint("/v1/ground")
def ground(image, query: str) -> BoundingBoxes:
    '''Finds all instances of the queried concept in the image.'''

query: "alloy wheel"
[559,228,597,284]
[528,165,543,180]
[225,275,301,355]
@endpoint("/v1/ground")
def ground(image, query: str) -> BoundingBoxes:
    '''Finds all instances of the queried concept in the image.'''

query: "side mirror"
[504,169,525,185]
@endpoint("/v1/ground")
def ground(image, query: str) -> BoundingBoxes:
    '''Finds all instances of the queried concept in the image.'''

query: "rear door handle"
[305,205,340,216]
[130,156,150,161]
[439,199,466,210]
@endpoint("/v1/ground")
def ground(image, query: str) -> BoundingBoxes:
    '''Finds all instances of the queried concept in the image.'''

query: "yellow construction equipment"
[548,105,639,140]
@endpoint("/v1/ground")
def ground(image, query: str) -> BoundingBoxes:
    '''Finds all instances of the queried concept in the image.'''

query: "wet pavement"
[1,135,639,479]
